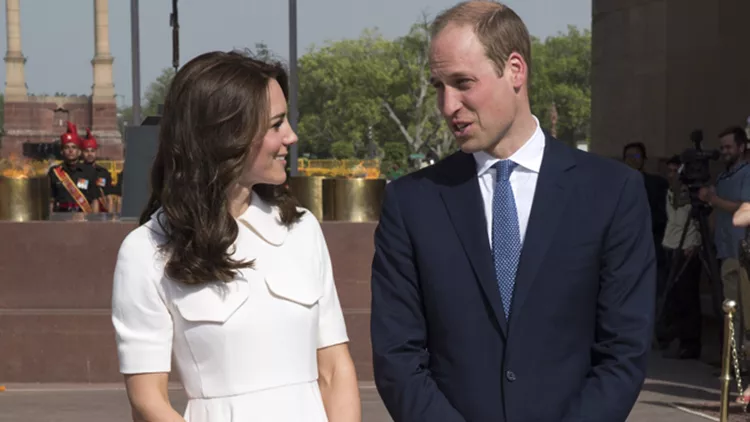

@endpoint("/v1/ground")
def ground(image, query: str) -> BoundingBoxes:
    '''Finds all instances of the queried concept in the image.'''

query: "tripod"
[653,198,725,351]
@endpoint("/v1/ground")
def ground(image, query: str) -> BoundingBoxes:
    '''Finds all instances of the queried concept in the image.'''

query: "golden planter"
[322,178,386,222]
[288,176,325,221]
[0,176,50,221]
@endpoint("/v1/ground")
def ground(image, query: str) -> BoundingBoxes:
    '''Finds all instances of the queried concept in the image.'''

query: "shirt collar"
[149,193,289,246]
[237,192,288,246]
[473,115,545,176]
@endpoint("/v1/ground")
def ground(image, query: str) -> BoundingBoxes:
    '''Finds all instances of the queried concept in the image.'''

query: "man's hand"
[733,202,750,227]
[698,185,716,203]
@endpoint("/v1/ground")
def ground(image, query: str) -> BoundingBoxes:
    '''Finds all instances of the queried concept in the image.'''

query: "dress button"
[506,370,516,382]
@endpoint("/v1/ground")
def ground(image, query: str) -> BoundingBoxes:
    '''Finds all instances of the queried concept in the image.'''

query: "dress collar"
[236,193,288,246]
[473,115,545,177]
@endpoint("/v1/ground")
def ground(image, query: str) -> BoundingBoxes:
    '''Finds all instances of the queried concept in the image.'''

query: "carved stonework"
[1,0,123,160]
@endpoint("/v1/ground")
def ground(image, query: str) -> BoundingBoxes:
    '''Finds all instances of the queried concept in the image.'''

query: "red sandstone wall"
[0,221,375,383]
[1,98,123,160]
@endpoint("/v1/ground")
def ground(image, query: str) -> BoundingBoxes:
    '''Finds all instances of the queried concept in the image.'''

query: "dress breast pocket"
[171,277,250,324]
[263,268,323,308]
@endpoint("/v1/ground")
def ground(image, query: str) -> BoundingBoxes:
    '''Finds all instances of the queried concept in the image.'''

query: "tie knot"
[493,160,517,181]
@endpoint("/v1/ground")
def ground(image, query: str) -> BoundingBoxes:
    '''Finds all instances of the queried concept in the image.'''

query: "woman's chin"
[263,170,288,186]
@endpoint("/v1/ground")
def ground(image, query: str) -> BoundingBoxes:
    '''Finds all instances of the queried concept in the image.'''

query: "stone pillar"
[89,0,121,159]
[91,0,115,101]
[4,0,27,100]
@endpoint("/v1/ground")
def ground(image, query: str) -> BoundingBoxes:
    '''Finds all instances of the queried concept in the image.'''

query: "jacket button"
[506,370,516,382]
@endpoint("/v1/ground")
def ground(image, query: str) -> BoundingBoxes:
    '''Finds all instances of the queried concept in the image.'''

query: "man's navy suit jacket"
[370,136,656,422]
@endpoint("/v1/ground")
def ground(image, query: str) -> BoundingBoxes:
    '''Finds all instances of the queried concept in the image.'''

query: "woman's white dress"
[111,195,349,421]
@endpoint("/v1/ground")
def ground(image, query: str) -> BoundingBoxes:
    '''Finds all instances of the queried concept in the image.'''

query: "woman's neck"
[227,183,253,218]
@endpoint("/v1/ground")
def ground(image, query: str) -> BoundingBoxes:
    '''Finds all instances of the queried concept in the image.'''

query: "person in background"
[658,155,702,359]
[698,126,750,359]
[80,128,114,212]
[623,142,670,283]
[47,121,100,214]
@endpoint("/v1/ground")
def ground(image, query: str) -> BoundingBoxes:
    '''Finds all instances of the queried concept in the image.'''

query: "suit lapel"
[438,152,509,336]
[510,137,576,321]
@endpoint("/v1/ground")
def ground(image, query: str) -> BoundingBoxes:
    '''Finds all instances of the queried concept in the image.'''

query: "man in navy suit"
[370,2,656,421]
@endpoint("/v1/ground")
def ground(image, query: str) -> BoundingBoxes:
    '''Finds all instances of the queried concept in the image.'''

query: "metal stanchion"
[720,299,737,422]
[719,298,748,420]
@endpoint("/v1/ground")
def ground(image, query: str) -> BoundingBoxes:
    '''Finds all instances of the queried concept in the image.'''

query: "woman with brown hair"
[111,51,361,421]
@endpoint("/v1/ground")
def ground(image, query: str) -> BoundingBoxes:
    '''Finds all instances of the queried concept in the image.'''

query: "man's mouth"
[452,122,472,136]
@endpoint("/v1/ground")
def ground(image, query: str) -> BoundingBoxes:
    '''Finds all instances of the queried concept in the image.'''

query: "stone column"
[91,0,115,101]
[4,0,27,100]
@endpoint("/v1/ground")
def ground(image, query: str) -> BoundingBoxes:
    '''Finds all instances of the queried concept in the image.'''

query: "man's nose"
[440,88,462,118]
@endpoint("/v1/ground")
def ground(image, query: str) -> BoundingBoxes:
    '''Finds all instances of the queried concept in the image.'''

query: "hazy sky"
[1,0,590,106]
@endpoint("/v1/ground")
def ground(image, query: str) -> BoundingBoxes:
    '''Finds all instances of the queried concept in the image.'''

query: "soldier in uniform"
[80,128,114,212]
[47,121,101,214]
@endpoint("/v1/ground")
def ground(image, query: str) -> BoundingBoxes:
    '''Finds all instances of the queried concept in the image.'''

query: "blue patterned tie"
[492,160,521,319]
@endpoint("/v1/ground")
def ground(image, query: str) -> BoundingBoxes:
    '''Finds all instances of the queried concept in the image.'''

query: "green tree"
[378,19,453,159]
[297,29,392,158]
[530,26,591,147]
[297,22,454,162]
[143,67,176,117]
[330,140,355,159]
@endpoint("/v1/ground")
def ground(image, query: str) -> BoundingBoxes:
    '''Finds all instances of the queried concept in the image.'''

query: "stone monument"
[1,0,123,159]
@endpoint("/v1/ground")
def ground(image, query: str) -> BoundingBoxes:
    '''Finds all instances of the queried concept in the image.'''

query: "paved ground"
[0,352,744,422]
[2,318,747,421]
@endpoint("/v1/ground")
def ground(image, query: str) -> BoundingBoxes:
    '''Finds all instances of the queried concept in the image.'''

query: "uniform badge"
[77,178,89,190]
[97,177,107,187]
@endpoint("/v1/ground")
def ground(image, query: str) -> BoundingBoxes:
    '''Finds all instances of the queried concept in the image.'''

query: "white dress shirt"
[473,116,546,247]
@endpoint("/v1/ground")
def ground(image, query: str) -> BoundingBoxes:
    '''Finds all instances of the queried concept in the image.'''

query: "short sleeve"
[314,221,349,349]
[111,229,173,374]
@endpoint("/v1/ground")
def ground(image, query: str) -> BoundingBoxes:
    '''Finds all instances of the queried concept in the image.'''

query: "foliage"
[116,23,592,163]
[297,29,393,158]
[297,22,591,162]
[143,67,176,117]
[330,141,355,159]
[530,25,591,147]
[297,21,454,161]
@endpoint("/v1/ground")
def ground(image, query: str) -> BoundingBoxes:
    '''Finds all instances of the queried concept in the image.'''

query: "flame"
[0,155,49,179]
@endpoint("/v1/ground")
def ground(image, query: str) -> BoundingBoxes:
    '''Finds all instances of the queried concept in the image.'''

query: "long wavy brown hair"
[140,50,303,285]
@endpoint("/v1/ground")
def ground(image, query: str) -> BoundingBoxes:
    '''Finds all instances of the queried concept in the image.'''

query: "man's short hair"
[718,126,748,147]
[623,142,647,159]
[666,154,681,166]
[431,1,531,77]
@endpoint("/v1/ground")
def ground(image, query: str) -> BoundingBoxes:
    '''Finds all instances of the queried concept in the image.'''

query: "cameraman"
[699,126,750,347]
[659,155,702,359]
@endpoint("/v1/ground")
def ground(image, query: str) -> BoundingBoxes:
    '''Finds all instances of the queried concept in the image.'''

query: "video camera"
[679,129,720,190]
